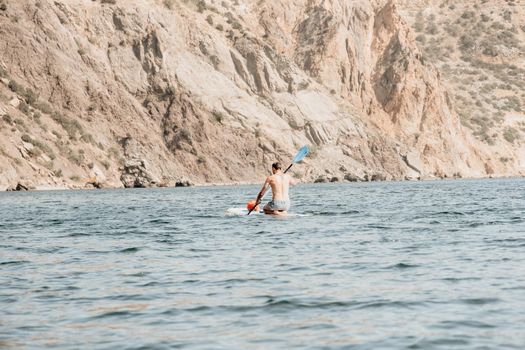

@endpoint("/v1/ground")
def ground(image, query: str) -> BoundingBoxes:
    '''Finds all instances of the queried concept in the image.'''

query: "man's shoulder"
[277,173,291,182]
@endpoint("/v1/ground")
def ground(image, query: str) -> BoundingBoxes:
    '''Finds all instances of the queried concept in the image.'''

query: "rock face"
[0,0,523,190]
[120,159,158,188]
[6,179,34,191]
[396,0,525,174]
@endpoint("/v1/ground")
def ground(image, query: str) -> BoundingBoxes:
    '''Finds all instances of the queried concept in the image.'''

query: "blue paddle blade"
[292,146,309,163]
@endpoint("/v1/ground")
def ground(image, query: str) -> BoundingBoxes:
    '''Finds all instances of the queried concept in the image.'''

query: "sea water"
[1,179,524,349]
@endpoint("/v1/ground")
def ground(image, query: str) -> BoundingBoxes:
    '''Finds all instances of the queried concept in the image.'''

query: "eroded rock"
[371,173,387,181]
[314,176,329,183]
[120,159,158,188]
[7,180,34,191]
[344,173,363,182]
[175,179,194,187]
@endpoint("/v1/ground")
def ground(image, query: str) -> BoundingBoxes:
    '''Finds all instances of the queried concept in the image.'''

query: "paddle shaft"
[247,164,294,215]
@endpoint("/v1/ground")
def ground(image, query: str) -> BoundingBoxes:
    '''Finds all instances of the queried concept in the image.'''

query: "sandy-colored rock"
[121,159,158,188]
[0,0,522,191]
[6,179,35,191]
[8,97,19,108]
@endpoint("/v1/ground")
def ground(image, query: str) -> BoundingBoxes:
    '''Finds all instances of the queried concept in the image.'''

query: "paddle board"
[225,208,263,216]
[225,208,307,217]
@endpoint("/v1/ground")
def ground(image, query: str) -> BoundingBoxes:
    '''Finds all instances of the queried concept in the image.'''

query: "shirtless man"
[254,162,295,215]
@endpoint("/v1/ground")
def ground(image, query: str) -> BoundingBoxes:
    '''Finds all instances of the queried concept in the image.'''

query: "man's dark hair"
[272,162,282,170]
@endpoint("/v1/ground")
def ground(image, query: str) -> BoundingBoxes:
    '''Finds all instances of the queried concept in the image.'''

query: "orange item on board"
[247,200,258,211]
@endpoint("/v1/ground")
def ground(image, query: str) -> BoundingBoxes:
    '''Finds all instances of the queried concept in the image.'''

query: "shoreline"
[2,174,524,192]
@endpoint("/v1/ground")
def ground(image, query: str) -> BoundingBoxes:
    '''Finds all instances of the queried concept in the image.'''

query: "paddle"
[247,146,309,215]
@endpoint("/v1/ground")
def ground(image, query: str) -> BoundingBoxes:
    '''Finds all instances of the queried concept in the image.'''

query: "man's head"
[272,162,282,174]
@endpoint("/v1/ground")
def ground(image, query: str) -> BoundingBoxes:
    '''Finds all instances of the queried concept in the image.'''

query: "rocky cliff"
[397,0,525,177]
[0,0,523,190]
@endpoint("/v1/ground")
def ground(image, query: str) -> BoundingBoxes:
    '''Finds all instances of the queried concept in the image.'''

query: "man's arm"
[255,177,271,204]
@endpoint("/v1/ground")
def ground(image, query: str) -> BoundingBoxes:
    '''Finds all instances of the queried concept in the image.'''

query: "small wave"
[91,310,137,319]
[354,300,422,310]
[484,238,525,248]
[315,210,360,216]
[0,260,30,266]
[296,323,338,330]
[120,247,140,253]
[145,218,171,224]
[467,220,507,228]
[46,219,65,225]
[122,272,148,277]
[176,299,355,314]
[367,224,391,229]
[432,211,466,216]
[487,238,525,243]
[409,337,470,348]
[435,320,495,329]
[34,247,66,254]
[110,294,152,301]
[440,277,481,283]
[287,266,310,272]
[260,299,353,311]
[140,281,162,287]
[67,232,91,237]
[459,297,500,305]
[220,277,266,283]
[16,325,50,331]
[315,211,338,216]
[194,214,217,218]
[503,285,525,291]
[311,271,333,276]
[386,263,419,269]
[342,210,360,215]
[64,285,80,291]
[182,279,200,284]
[174,298,424,314]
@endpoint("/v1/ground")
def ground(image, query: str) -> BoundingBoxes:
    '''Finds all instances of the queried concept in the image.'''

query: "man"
[254,162,296,215]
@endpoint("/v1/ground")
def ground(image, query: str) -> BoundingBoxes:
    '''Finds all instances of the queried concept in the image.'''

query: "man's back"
[268,172,290,201]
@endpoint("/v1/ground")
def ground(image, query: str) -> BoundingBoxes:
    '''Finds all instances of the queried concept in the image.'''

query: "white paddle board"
[225,208,308,217]
[225,208,263,216]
